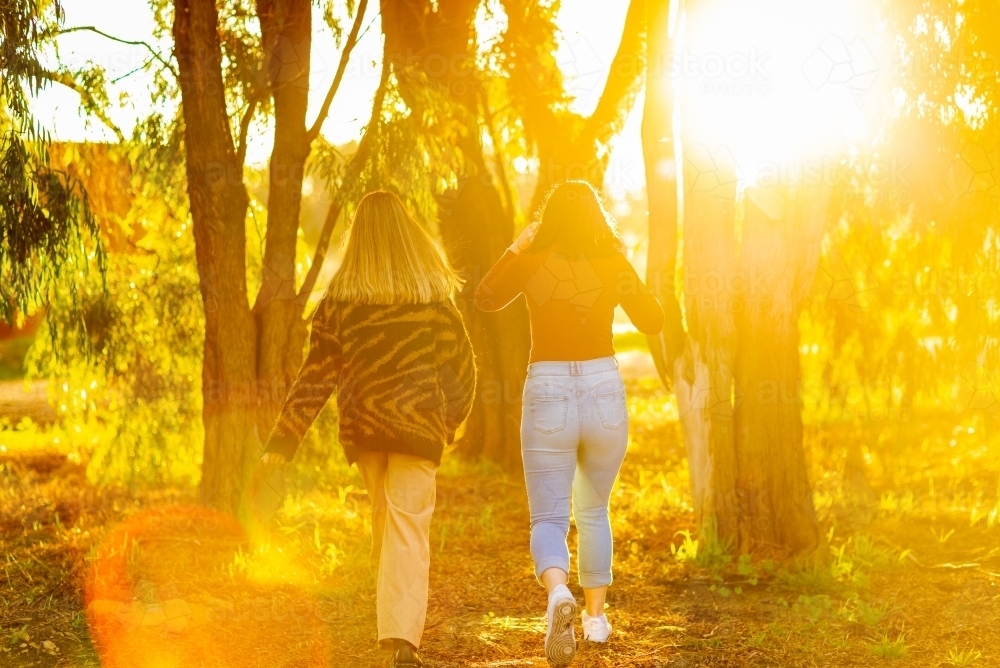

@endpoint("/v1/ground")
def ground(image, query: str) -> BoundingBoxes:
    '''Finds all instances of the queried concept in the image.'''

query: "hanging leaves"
[0,0,106,326]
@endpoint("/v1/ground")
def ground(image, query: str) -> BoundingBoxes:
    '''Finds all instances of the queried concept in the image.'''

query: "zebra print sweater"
[263,299,477,465]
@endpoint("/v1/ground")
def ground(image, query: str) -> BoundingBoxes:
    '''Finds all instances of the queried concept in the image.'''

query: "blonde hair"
[325,190,463,304]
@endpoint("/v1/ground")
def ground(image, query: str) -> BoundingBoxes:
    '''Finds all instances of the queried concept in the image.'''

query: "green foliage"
[799,1,1000,431]
[840,595,888,627]
[868,632,908,660]
[0,128,103,323]
[28,148,204,485]
[613,328,651,353]
[948,648,983,667]
[493,0,572,138]
[776,559,838,595]
[793,594,833,622]
[360,74,467,229]
[671,529,733,582]
[0,334,33,379]
[670,529,700,562]
[0,0,107,326]
[0,0,62,120]
[737,553,760,585]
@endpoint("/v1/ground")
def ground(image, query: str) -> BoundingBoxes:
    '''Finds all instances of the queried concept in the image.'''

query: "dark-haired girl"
[476,180,664,665]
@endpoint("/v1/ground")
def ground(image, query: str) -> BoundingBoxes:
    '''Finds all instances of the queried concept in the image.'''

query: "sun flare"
[3,0,1000,666]
[676,0,879,185]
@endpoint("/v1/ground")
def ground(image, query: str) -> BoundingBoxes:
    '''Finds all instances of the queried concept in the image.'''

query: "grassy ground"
[1,376,998,667]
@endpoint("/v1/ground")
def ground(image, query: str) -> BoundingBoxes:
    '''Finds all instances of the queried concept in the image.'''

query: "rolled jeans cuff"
[579,571,613,589]
[534,556,570,584]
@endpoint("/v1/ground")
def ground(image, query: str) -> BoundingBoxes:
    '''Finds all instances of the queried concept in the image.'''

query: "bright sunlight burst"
[2,0,999,667]
[679,0,879,184]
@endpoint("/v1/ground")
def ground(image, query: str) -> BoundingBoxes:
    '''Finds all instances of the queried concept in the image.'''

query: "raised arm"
[475,222,540,312]
[474,251,527,312]
[262,299,341,460]
[616,255,665,335]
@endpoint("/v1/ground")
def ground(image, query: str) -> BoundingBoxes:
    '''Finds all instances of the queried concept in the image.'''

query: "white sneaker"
[544,584,577,666]
[582,611,612,642]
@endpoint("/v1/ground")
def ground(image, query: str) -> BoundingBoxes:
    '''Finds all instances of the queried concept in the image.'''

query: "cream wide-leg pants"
[356,451,438,650]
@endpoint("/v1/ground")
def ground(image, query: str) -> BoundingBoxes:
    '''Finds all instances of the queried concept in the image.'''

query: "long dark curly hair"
[530,180,623,256]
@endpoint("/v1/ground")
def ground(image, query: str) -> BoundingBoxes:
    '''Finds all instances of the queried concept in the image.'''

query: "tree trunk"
[174,0,372,512]
[733,186,827,554]
[253,0,313,432]
[654,0,743,539]
[675,143,740,542]
[642,0,685,384]
[439,178,530,467]
[641,0,823,554]
[174,0,259,513]
[381,0,530,467]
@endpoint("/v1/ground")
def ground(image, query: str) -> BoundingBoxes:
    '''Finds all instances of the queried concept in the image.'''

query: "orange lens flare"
[85,505,332,668]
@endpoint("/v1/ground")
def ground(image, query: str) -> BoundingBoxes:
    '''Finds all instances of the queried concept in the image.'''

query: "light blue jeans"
[521,356,629,589]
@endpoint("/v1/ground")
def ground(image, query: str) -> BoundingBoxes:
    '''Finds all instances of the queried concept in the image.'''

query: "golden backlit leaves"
[48,142,144,254]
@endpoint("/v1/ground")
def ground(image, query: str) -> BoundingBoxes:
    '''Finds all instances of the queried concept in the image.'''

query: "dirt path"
[0,380,57,426]
[1,378,998,667]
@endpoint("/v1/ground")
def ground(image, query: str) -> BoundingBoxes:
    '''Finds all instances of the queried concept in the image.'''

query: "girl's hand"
[509,221,540,255]
[261,452,287,465]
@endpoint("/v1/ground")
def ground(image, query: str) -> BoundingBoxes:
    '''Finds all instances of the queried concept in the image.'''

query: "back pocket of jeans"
[529,394,569,434]
[595,387,627,429]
